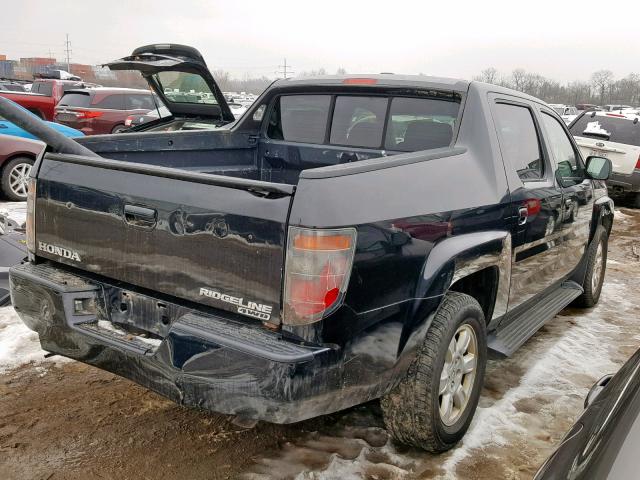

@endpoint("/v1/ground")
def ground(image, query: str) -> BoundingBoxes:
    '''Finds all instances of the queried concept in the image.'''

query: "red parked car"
[54,88,158,135]
[0,79,86,121]
[0,135,44,200]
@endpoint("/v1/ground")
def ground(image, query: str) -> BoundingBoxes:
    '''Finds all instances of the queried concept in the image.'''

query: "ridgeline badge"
[38,241,81,262]
[199,287,273,321]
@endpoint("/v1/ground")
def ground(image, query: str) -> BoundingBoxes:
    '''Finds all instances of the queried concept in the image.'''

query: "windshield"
[570,115,640,146]
[153,71,218,105]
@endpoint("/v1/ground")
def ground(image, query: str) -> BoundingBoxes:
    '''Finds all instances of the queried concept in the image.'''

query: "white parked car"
[569,111,640,207]
[549,104,579,125]
[602,104,633,112]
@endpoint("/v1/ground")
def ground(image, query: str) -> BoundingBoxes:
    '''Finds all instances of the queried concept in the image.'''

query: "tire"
[381,292,487,452]
[632,193,640,209]
[574,226,608,308]
[111,124,127,134]
[1,157,34,201]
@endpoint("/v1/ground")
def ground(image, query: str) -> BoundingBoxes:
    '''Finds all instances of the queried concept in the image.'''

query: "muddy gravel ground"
[0,204,638,480]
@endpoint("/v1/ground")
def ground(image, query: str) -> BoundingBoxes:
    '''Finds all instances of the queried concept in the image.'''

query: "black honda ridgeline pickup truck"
[9,44,614,452]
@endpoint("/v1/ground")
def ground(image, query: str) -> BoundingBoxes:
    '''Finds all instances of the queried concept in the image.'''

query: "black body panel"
[13,66,614,425]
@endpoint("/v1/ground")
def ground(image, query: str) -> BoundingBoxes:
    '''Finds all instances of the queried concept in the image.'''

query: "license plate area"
[589,149,608,157]
[57,113,78,122]
[103,287,190,338]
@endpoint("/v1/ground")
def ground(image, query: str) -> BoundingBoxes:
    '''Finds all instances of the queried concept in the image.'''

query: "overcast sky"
[2,0,639,83]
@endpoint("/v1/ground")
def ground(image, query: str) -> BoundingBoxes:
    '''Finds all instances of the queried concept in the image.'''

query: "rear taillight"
[76,110,103,119]
[283,227,357,325]
[635,154,640,170]
[26,178,36,253]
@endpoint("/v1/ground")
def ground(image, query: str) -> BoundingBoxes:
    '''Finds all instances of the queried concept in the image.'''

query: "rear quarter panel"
[287,84,512,390]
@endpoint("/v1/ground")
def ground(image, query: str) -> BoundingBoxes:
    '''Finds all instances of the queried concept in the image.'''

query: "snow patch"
[439,282,628,475]
[0,200,27,227]
[0,306,47,373]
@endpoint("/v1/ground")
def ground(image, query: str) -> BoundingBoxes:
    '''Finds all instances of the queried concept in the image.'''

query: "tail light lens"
[635,154,640,170]
[26,178,36,253]
[283,227,357,325]
[76,110,103,119]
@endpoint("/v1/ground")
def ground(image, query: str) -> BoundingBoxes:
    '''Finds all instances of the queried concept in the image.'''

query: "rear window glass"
[92,94,125,110]
[570,114,640,147]
[329,96,388,148]
[31,82,53,96]
[58,92,91,108]
[385,97,458,151]
[267,95,331,143]
[154,71,218,105]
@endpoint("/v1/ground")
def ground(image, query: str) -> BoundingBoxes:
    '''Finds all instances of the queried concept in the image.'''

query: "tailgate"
[34,153,294,323]
[574,136,640,175]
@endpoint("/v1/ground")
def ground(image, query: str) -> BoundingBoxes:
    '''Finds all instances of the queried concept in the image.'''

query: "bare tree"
[474,67,499,84]
[511,68,527,92]
[336,67,347,75]
[591,70,614,105]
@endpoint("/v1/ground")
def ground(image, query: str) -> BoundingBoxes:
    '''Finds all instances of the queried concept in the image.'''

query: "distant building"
[0,55,6,61]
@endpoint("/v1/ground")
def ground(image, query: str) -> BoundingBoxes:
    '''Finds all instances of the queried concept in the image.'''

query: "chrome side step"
[488,281,583,356]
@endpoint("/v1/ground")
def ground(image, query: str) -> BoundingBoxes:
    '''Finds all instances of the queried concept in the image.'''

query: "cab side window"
[493,103,544,181]
[541,112,584,186]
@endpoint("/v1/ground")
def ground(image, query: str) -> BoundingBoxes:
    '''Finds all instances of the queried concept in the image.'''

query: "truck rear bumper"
[10,262,404,424]
[608,170,640,194]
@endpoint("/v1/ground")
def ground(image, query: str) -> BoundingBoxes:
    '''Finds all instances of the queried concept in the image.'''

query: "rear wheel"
[381,292,487,452]
[111,124,127,134]
[1,157,34,201]
[574,226,607,308]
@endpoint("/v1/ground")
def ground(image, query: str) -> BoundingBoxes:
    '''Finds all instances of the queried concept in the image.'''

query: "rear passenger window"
[329,96,388,148]
[126,94,155,110]
[385,97,458,151]
[92,94,125,110]
[493,103,544,181]
[267,95,331,143]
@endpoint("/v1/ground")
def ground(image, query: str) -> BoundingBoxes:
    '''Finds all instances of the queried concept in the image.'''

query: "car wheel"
[632,193,640,209]
[1,157,34,201]
[111,124,127,134]
[574,226,608,308]
[381,292,487,452]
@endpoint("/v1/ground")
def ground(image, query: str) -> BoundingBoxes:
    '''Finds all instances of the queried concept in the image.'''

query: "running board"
[488,281,583,357]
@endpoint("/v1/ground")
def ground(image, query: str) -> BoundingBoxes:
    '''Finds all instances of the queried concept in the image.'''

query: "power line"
[64,34,72,72]
[277,58,293,79]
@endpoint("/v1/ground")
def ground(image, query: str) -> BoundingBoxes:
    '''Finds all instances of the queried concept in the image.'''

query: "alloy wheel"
[439,323,478,426]
[592,241,604,293]
[8,162,32,199]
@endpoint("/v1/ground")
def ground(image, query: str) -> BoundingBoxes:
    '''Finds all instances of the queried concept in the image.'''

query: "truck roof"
[274,74,470,93]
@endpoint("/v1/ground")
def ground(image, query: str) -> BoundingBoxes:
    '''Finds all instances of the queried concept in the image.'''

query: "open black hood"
[105,44,234,122]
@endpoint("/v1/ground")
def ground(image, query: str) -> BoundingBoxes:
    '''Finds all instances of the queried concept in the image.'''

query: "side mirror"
[585,156,612,180]
[584,374,613,408]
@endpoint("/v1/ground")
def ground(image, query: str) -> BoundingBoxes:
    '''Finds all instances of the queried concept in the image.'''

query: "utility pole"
[64,34,72,72]
[277,58,293,79]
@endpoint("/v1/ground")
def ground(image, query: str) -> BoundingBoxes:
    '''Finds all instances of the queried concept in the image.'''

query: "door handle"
[518,206,528,226]
[124,204,157,228]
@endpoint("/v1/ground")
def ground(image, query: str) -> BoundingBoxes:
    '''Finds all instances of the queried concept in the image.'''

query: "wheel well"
[448,267,499,323]
[2,154,35,173]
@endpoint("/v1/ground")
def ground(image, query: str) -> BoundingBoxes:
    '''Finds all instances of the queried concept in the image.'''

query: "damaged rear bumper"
[10,262,398,424]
